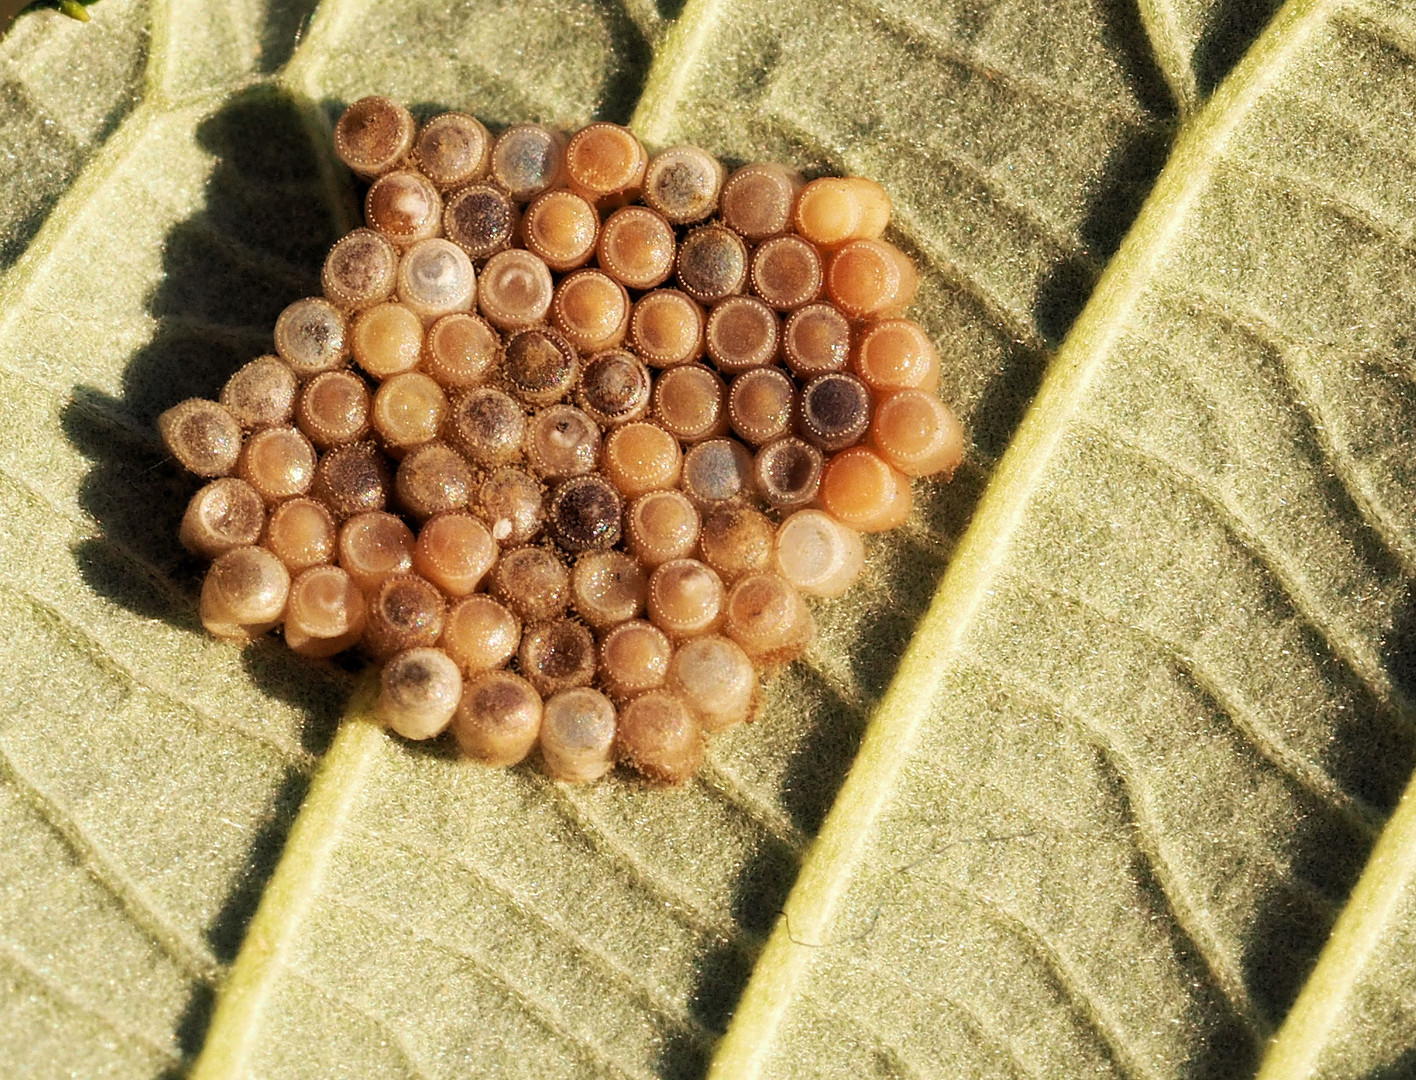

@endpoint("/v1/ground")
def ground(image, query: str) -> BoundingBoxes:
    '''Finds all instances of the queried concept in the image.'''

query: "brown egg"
[616,691,703,784]
[414,111,492,188]
[333,97,415,177]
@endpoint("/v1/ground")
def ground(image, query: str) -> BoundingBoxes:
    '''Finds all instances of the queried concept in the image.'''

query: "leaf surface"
[0,0,1412,1076]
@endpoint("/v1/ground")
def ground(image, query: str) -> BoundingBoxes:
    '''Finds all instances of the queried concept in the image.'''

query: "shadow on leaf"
[62,84,355,1069]
[1366,1046,1416,1080]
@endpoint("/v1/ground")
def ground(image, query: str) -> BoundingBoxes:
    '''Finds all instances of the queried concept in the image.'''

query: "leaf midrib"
[189,699,383,1080]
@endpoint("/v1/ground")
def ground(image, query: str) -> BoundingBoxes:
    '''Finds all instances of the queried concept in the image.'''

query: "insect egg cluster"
[159,96,964,785]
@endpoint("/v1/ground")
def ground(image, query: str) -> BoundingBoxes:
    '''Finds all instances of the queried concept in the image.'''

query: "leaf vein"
[313,894,656,1080]
[281,967,433,1080]
[797,986,933,1080]
[0,747,223,987]
[1134,0,1200,114]
[697,761,809,855]
[0,937,181,1064]
[1015,565,1387,840]
[1179,282,1416,577]
[1222,153,1415,248]
[546,780,765,948]
[343,822,720,1051]
[855,0,1159,125]
[1079,420,1416,748]
[903,867,1155,1079]
[0,575,316,769]
[961,657,1276,1041]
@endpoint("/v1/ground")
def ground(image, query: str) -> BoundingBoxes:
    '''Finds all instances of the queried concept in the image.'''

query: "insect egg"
[220,355,297,430]
[273,297,348,377]
[792,177,862,248]
[443,183,518,260]
[698,504,775,583]
[361,572,448,661]
[722,571,814,665]
[179,478,266,558]
[680,437,754,508]
[394,440,474,520]
[676,224,749,305]
[337,510,415,592]
[365,170,443,246]
[446,387,527,470]
[477,249,555,331]
[869,388,965,478]
[749,235,823,311]
[490,123,566,203]
[652,364,727,444]
[642,145,725,225]
[564,122,647,206]
[261,497,337,572]
[548,473,623,553]
[523,190,600,272]
[413,512,496,597]
[518,618,598,696]
[284,564,368,658]
[238,426,317,501]
[851,317,941,393]
[597,206,676,290]
[453,669,543,766]
[414,111,492,189]
[441,593,521,675]
[525,405,602,481]
[395,238,476,324]
[782,302,851,378]
[378,646,463,740]
[826,238,919,319]
[159,399,242,478]
[602,422,683,498]
[476,467,546,547]
[626,489,700,568]
[351,301,424,380]
[628,289,704,367]
[706,295,780,374]
[570,549,646,628]
[616,691,703,785]
[728,367,795,447]
[199,545,291,642]
[169,97,968,787]
[842,177,891,237]
[296,370,372,449]
[796,371,873,453]
[647,557,725,639]
[502,325,580,406]
[598,619,672,701]
[491,544,570,623]
[818,446,912,532]
[311,440,392,519]
[753,436,823,509]
[371,372,449,455]
[422,312,501,389]
[322,228,399,310]
[575,348,652,428]
[552,269,630,355]
[333,96,415,178]
[539,688,617,783]
[774,509,866,598]
[719,162,803,240]
[667,635,757,732]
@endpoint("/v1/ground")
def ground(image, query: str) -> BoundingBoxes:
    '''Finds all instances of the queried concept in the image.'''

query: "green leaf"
[0,0,1413,1077]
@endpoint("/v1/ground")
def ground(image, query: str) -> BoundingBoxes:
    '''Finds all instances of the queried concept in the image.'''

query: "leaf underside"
[0,0,1414,1077]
